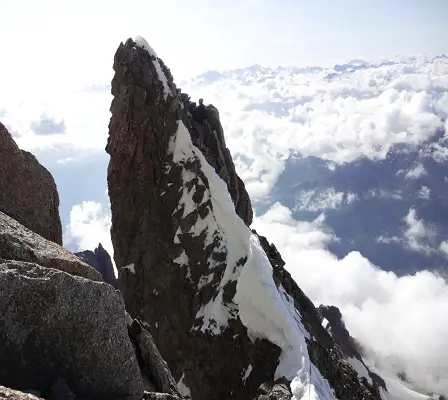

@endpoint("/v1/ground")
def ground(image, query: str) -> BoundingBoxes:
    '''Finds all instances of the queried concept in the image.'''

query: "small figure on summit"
[193,98,207,123]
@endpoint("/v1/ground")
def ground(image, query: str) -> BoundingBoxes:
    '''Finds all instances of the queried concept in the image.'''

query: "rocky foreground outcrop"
[107,37,388,400]
[0,219,182,399]
[0,122,62,244]
[0,211,100,281]
[76,243,118,287]
[0,260,143,398]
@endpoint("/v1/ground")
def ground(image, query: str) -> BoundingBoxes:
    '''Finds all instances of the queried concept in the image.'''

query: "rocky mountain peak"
[75,243,118,288]
[106,37,388,400]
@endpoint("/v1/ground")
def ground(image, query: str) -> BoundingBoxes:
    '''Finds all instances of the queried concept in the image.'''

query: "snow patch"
[122,263,135,274]
[241,364,253,385]
[173,250,189,267]
[134,35,171,100]
[197,273,215,290]
[347,357,373,385]
[321,317,332,336]
[177,373,192,399]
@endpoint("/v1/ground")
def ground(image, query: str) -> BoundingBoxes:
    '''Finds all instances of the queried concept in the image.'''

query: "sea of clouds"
[2,53,448,396]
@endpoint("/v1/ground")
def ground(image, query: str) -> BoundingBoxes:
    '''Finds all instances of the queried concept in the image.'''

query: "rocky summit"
[106,37,389,400]
[75,243,118,287]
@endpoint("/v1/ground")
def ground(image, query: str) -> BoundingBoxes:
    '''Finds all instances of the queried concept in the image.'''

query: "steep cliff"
[107,37,389,400]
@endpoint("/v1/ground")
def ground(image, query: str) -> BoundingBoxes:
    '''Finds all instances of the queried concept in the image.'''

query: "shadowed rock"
[0,122,62,244]
[318,305,386,392]
[127,317,182,397]
[179,98,253,225]
[76,243,118,287]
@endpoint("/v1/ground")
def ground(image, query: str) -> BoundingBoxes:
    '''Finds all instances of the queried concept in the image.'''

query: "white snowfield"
[347,357,373,386]
[170,119,336,399]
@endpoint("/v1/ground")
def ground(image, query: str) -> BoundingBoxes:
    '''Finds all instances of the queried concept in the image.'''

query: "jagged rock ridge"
[76,243,118,287]
[107,37,388,400]
[0,122,62,245]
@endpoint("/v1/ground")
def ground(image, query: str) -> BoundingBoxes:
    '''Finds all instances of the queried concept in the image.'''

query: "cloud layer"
[64,200,113,258]
[183,55,448,199]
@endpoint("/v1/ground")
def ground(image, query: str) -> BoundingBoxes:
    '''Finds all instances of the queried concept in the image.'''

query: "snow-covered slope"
[171,120,335,398]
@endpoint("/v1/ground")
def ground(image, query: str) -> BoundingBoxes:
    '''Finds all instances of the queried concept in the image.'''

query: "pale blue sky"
[0,0,447,90]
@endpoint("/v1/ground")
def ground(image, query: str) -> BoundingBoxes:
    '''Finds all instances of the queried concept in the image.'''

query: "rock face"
[318,305,386,391]
[0,260,143,399]
[107,38,387,400]
[0,122,62,244]
[318,305,363,359]
[127,317,182,398]
[76,243,118,287]
[0,211,101,281]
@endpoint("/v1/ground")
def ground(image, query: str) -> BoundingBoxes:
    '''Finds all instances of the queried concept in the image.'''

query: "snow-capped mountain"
[103,36,446,400]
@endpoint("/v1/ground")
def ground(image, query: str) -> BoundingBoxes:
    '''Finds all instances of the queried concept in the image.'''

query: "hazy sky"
[1,0,447,91]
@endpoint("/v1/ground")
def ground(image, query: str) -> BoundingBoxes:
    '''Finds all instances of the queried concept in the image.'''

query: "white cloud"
[0,87,112,152]
[404,163,427,180]
[366,189,403,200]
[417,186,431,199]
[183,55,448,199]
[404,208,436,254]
[439,241,448,257]
[253,203,448,396]
[296,188,349,212]
[64,201,113,258]
[377,208,436,255]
